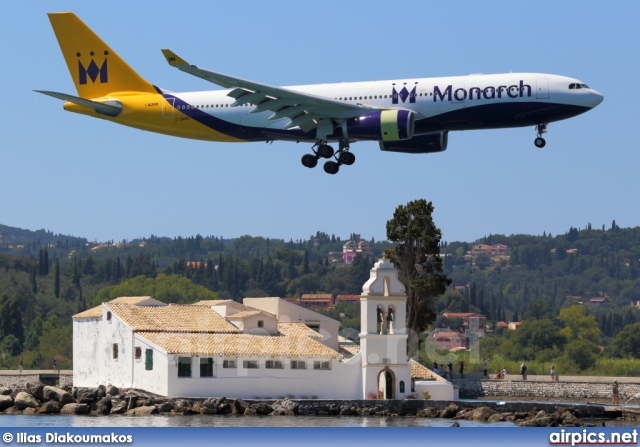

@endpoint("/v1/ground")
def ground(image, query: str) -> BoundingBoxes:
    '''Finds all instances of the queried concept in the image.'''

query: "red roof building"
[335,295,360,305]
[300,294,333,308]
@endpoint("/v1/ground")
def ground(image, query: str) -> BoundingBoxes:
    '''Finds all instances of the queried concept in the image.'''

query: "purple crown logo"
[77,50,109,85]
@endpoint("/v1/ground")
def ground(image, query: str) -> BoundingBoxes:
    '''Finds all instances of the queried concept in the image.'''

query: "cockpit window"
[569,83,590,90]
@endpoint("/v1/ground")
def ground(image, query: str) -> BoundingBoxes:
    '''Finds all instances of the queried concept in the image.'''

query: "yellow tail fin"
[48,12,157,98]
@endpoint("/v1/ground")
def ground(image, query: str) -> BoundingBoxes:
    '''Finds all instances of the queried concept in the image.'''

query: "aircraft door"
[536,78,550,99]
[162,97,175,118]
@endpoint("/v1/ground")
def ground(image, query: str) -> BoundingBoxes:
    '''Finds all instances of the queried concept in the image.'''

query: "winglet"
[161,49,189,67]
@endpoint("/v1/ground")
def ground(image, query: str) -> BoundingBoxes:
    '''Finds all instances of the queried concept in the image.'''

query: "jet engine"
[378,131,449,154]
[342,110,414,141]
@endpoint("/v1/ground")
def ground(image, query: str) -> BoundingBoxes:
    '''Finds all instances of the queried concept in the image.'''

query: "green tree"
[558,305,600,343]
[54,260,60,298]
[607,322,640,358]
[0,294,24,347]
[91,274,220,307]
[385,199,451,350]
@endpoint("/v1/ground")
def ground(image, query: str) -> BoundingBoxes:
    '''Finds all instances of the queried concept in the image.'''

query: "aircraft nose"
[589,90,604,108]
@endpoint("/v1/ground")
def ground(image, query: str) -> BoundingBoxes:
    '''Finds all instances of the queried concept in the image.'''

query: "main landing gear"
[301,140,356,175]
[534,123,547,148]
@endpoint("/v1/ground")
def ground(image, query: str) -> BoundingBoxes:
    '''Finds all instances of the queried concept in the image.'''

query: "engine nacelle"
[342,110,414,141]
[378,131,449,154]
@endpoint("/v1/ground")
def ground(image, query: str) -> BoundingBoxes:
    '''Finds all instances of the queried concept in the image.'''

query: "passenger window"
[569,84,575,89]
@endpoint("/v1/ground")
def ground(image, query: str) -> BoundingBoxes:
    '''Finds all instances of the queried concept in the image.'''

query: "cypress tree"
[54,260,60,298]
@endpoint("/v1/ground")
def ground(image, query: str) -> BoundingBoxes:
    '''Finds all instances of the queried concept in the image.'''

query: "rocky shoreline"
[0,382,631,427]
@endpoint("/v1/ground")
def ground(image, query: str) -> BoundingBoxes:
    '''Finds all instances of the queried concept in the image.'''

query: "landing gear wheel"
[301,154,318,168]
[317,145,334,159]
[338,151,356,166]
[534,137,546,148]
[323,160,340,175]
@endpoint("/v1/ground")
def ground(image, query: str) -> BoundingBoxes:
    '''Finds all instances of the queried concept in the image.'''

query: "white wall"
[130,336,169,396]
[165,356,362,399]
[72,318,100,387]
[414,380,458,401]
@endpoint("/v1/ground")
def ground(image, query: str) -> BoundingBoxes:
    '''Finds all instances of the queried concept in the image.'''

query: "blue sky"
[2,1,638,244]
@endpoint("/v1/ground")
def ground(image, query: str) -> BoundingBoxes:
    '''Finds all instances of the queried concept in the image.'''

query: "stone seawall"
[456,379,640,400]
[0,374,72,389]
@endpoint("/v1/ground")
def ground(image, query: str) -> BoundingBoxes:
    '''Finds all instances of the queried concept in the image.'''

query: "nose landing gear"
[301,140,355,174]
[534,123,547,148]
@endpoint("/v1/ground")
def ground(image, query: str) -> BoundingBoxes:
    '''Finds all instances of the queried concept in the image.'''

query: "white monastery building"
[73,259,454,400]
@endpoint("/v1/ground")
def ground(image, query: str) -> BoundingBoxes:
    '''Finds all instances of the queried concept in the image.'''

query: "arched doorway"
[377,368,396,399]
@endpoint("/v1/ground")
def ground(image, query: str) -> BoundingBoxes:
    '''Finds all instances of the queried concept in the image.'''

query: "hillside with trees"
[0,220,639,375]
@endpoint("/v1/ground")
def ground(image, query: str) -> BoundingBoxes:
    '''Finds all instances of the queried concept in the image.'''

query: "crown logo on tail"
[77,50,109,84]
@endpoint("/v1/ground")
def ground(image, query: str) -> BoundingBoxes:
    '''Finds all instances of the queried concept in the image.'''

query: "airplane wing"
[161,49,374,139]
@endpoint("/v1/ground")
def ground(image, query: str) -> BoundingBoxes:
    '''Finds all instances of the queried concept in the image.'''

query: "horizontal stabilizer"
[35,90,122,116]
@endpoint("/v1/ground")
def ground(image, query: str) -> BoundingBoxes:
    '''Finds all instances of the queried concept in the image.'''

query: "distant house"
[472,244,490,254]
[508,322,521,330]
[335,295,360,306]
[442,312,486,327]
[496,321,508,328]
[586,297,609,307]
[342,241,357,264]
[300,294,333,309]
[454,285,466,293]
[472,244,509,255]
[430,329,466,351]
[490,244,508,255]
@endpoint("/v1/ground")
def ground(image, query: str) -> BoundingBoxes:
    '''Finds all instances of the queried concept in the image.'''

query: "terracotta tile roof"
[73,296,163,319]
[106,303,239,333]
[192,300,224,306]
[339,344,361,358]
[73,306,103,319]
[300,294,333,300]
[226,310,264,320]
[410,359,447,382]
[277,322,323,338]
[335,295,360,300]
[111,296,155,304]
[139,332,341,357]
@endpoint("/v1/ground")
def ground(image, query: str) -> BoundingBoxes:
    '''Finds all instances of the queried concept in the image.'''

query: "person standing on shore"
[53,356,58,373]
[612,380,619,405]
[482,358,488,379]
[520,362,527,380]
[459,361,464,379]
[550,364,555,381]
[447,362,453,380]
[18,358,23,374]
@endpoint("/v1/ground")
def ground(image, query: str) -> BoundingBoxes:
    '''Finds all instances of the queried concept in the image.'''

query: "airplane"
[38,13,603,175]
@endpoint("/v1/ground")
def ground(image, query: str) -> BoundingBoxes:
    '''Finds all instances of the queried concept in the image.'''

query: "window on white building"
[223,359,236,368]
[145,349,153,371]
[291,360,306,370]
[200,358,213,377]
[178,357,191,377]
[243,360,259,369]
[266,360,283,369]
[313,361,330,370]
[112,343,118,360]
[134,347,142,360]
[257,320,264,328]
[106,311,112,321]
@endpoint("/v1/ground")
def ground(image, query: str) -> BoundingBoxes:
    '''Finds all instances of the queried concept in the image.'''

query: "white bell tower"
[359,258,411,399]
